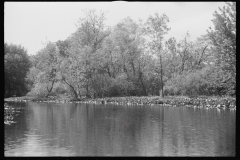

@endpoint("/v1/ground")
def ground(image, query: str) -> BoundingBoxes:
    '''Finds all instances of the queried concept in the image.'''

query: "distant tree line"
[5,2,235,98]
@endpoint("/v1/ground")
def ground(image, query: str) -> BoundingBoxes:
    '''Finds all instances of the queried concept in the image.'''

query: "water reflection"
[5,102,235,156]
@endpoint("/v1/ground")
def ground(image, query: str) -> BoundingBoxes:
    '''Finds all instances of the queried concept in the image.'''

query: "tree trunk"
[131,60,136,76]
[138,61,147,96]
[196,44,208,68]
[78,91,82,98]
[46,80,55,98]
[139,73,147,96]
[62,77,78,99]
[86,82,91,98]
[72,88,78,99]
[159,54,164,98]
[180,48,187,73]
[106,66,112,78]
[181,61,185,72]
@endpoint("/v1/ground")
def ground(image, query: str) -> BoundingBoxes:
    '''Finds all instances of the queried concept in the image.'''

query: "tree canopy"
[4,43,31,97]
[7,2,235,98]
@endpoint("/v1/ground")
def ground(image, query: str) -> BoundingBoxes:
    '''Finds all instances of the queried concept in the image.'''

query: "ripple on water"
[4,102,235,156]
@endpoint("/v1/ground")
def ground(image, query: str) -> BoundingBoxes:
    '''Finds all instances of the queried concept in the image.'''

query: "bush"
[27,83,48,97]
[164,66,235,96]
[53,82,67,95]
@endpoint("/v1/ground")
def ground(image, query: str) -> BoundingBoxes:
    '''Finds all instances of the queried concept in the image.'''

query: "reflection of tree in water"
[5,102,33,155]
[83,104,147,156]
[118,106,145,156]
[159,106,164,156]
[83,105,236,156]
[212,110,236,156]
[28,103,78,146]
[164,107,180,154]
[166,107,235,156]
[78,104,170,156]
[179,108,194,154]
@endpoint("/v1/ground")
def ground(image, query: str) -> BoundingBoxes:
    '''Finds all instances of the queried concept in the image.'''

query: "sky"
[4,1,226,55]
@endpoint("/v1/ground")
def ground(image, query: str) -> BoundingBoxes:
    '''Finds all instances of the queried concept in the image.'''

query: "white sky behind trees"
[4,1,226,55]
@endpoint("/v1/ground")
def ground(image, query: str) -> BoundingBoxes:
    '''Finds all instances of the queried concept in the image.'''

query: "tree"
[144,13,170,97]
[207,2,236,95]
[163,33,219,96]
[62,9,110,98]
[56,39,71,57]
[25,6,236,98]
[165,37,178,73]
[113,18,145,95]
[28,42,60,97]
[4,43,31,97]
[58,46,85,99]
[25,66,41,92]
[189,35,212,70]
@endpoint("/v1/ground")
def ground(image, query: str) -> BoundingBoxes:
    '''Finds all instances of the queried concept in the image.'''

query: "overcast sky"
[4,1,226,55]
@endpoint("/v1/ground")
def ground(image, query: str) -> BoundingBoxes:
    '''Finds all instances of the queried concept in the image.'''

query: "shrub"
[27,83,48,97]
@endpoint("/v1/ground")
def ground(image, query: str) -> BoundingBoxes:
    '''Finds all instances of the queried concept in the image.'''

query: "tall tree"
[28,42,60,97]
[207,2,236,95]
[4,43,31,97]
[144,13,170,97]
[65,9,110,98]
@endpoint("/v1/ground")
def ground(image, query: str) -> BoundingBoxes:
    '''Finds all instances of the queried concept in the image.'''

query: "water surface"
[4,102,236,156]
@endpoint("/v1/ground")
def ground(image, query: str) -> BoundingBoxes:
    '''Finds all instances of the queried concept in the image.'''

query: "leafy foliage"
[207,2,236,95]
[4,43,31,97]
[27,42,60,97]
[144,13,170,97]
[23,3,235,99]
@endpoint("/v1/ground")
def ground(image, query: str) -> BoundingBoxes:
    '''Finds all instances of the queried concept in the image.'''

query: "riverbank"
[4,95,236,110]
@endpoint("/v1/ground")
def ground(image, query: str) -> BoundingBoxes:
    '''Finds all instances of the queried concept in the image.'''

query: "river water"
[4,102,235,157]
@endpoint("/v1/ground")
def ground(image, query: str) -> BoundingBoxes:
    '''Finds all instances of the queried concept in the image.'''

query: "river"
[4,102,235,156]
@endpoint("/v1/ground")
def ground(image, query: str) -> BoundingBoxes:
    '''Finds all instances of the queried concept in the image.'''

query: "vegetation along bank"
[4,96,236,110]
[5,3,235,105]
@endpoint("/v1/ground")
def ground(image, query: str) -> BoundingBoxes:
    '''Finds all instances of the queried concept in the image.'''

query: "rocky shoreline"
[4,95,236,110]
